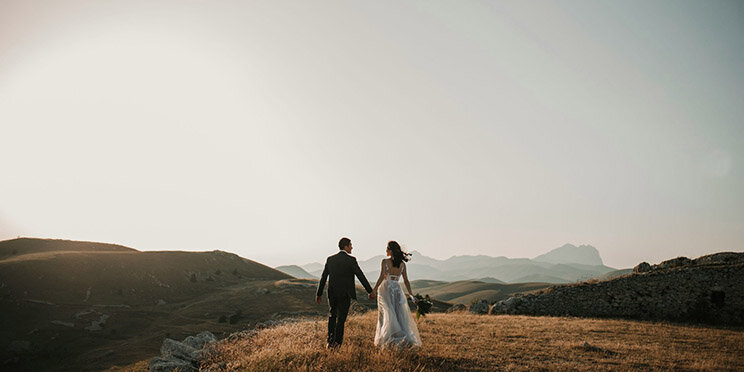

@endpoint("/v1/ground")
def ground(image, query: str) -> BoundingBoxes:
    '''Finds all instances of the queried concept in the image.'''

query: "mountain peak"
[533,244,604,266]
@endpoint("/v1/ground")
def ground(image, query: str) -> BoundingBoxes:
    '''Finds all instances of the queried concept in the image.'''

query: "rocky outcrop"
[490,252,744,325]
[149,331,217,372]
[469,299,490,314]
[633,262,651,273]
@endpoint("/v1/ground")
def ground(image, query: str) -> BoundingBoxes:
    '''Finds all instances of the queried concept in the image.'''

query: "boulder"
[182,331,217,350]
[150,331,218,372]
[160,338,198,362]
[633,262,651,273]
[446,304,467,313]
[149,356,197,372]
[490,297,522,314]
[469,299,490,314]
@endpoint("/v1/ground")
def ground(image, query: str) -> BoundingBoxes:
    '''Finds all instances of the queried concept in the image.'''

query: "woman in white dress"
[370,241,422,348]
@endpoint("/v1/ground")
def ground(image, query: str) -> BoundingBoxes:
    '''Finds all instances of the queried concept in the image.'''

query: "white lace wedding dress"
[374,259,422,348]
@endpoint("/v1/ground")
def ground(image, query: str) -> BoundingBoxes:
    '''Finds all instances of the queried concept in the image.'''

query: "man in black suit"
[315,237,373,348]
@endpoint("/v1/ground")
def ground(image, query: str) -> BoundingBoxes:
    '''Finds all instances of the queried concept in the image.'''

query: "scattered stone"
[75,310,95,319]
[51,320,74,328]
[149,356,197,372]
[24,299,55,306]
[85,314,109,331]
[157,299,167,306]
[446,304,467,313]
[150,331,217,372]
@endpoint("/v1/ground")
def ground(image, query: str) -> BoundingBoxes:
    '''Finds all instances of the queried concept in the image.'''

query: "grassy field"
[196,312,744,372]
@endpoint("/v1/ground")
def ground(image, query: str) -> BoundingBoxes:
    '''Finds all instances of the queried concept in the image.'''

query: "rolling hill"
[0,238,136,261]
[274,265,317,279]
[0,238,378,372]
[411,280,551,304]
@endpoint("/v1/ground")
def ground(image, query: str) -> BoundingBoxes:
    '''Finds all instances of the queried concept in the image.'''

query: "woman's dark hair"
[388,241,411,268]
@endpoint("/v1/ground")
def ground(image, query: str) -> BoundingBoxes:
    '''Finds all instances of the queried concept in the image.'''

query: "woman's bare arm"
[372,259,385,294]
[402,262,415,299]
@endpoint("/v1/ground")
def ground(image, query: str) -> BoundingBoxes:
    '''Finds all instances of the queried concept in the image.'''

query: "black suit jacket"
[316,251,373,300]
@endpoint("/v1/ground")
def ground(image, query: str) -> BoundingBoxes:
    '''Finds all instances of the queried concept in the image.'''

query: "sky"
[1,0,742,269]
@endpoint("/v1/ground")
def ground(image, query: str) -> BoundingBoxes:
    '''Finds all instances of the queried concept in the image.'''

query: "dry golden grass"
[202,312,744,372]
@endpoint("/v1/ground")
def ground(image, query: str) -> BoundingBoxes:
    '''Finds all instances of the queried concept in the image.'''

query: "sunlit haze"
[1,0,742,269]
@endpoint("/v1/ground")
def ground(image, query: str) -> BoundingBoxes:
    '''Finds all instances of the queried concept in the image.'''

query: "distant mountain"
[300,262,323,273]
[533,244,603,266]
[275,265,317,279]
[298,243,616,284]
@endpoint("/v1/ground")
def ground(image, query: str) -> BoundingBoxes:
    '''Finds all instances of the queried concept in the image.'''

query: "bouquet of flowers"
[413,294,433,319]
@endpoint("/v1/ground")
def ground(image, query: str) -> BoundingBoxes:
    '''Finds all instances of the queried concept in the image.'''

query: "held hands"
[368,290,377,300]
[315,296,322,305]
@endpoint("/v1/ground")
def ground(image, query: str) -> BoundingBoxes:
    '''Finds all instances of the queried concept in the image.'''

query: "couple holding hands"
[315,238,422,349]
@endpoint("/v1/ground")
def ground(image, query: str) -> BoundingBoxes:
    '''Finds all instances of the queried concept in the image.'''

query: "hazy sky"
[1,0,742,269]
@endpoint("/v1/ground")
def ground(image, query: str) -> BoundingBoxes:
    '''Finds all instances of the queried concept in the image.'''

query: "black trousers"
[327,294,351,346]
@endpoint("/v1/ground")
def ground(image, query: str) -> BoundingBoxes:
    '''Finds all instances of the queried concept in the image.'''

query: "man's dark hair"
[338,237,351,250]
